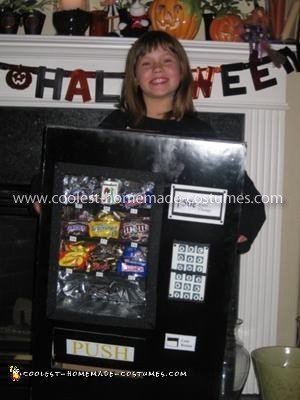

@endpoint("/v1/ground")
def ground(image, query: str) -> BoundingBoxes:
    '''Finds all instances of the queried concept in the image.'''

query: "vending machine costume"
[32,126,245,398]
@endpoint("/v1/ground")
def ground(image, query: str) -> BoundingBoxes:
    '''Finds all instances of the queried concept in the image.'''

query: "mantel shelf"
[0,34,294,62]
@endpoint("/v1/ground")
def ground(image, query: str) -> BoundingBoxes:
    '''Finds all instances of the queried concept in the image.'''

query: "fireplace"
[0,185,36,350]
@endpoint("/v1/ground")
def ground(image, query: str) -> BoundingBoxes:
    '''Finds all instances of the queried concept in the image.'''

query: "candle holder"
[89,10,108,37]
[0,8,20,34]
[23,10,46,35]
[53,8,90,35]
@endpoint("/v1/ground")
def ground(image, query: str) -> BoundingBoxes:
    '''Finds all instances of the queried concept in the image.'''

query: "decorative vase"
[0,8,20,34]
[22,10,46,35]
[220,318,251,399]
[252,346,300,400]
[53,9,90,36]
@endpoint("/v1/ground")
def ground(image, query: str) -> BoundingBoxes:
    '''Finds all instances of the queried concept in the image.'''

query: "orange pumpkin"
[149,0,202,40]
[209,14,245,42]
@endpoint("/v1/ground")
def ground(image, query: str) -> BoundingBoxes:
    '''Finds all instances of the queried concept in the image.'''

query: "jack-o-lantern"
[149,0,202,40]
[209,14,244,42]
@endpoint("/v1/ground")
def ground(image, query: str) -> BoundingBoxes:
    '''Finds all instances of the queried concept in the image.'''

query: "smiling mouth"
[150,78,168,84]
[157,21,180,31]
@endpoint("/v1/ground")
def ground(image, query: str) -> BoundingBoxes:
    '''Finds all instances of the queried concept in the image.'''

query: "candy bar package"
[47,164,163,325]
[120,216,150,244]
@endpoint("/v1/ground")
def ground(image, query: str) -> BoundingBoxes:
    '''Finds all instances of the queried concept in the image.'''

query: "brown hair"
[119,30,195,125]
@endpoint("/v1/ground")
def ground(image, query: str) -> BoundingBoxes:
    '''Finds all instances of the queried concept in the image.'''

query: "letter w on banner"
[192,66,220,99]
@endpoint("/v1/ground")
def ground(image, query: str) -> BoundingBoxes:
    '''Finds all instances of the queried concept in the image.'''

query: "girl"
[100,30,265,254]
[100,30,213,134]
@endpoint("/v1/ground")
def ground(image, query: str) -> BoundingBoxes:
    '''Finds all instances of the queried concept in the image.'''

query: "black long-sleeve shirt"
[99,110,266,253]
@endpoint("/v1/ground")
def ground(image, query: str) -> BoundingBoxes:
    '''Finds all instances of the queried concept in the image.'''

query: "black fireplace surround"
[0,106,244,363]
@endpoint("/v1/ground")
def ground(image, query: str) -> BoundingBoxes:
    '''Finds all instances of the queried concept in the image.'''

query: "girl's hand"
[33,201,41,215]
[237,234,248,244]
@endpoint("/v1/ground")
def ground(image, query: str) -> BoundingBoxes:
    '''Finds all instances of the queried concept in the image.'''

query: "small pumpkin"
[244,6,269,29]
[209,14,245,42]
[149,0,202,40]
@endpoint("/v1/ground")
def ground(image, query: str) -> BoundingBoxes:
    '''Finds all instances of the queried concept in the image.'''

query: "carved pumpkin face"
[209,14,245,42]
[149,0,202,40]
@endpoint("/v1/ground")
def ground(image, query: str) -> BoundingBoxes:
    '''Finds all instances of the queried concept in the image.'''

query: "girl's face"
[135,45,181,107]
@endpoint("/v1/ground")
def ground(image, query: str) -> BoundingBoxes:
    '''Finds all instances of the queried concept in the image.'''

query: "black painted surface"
[0,185,37,352]
[0,107,244,185]
[32,126,245,399]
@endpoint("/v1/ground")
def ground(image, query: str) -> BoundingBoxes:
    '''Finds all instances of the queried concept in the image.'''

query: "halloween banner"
[0,47,298,103]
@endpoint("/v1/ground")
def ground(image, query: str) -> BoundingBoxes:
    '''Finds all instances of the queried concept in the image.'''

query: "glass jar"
[220,318,251,400]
